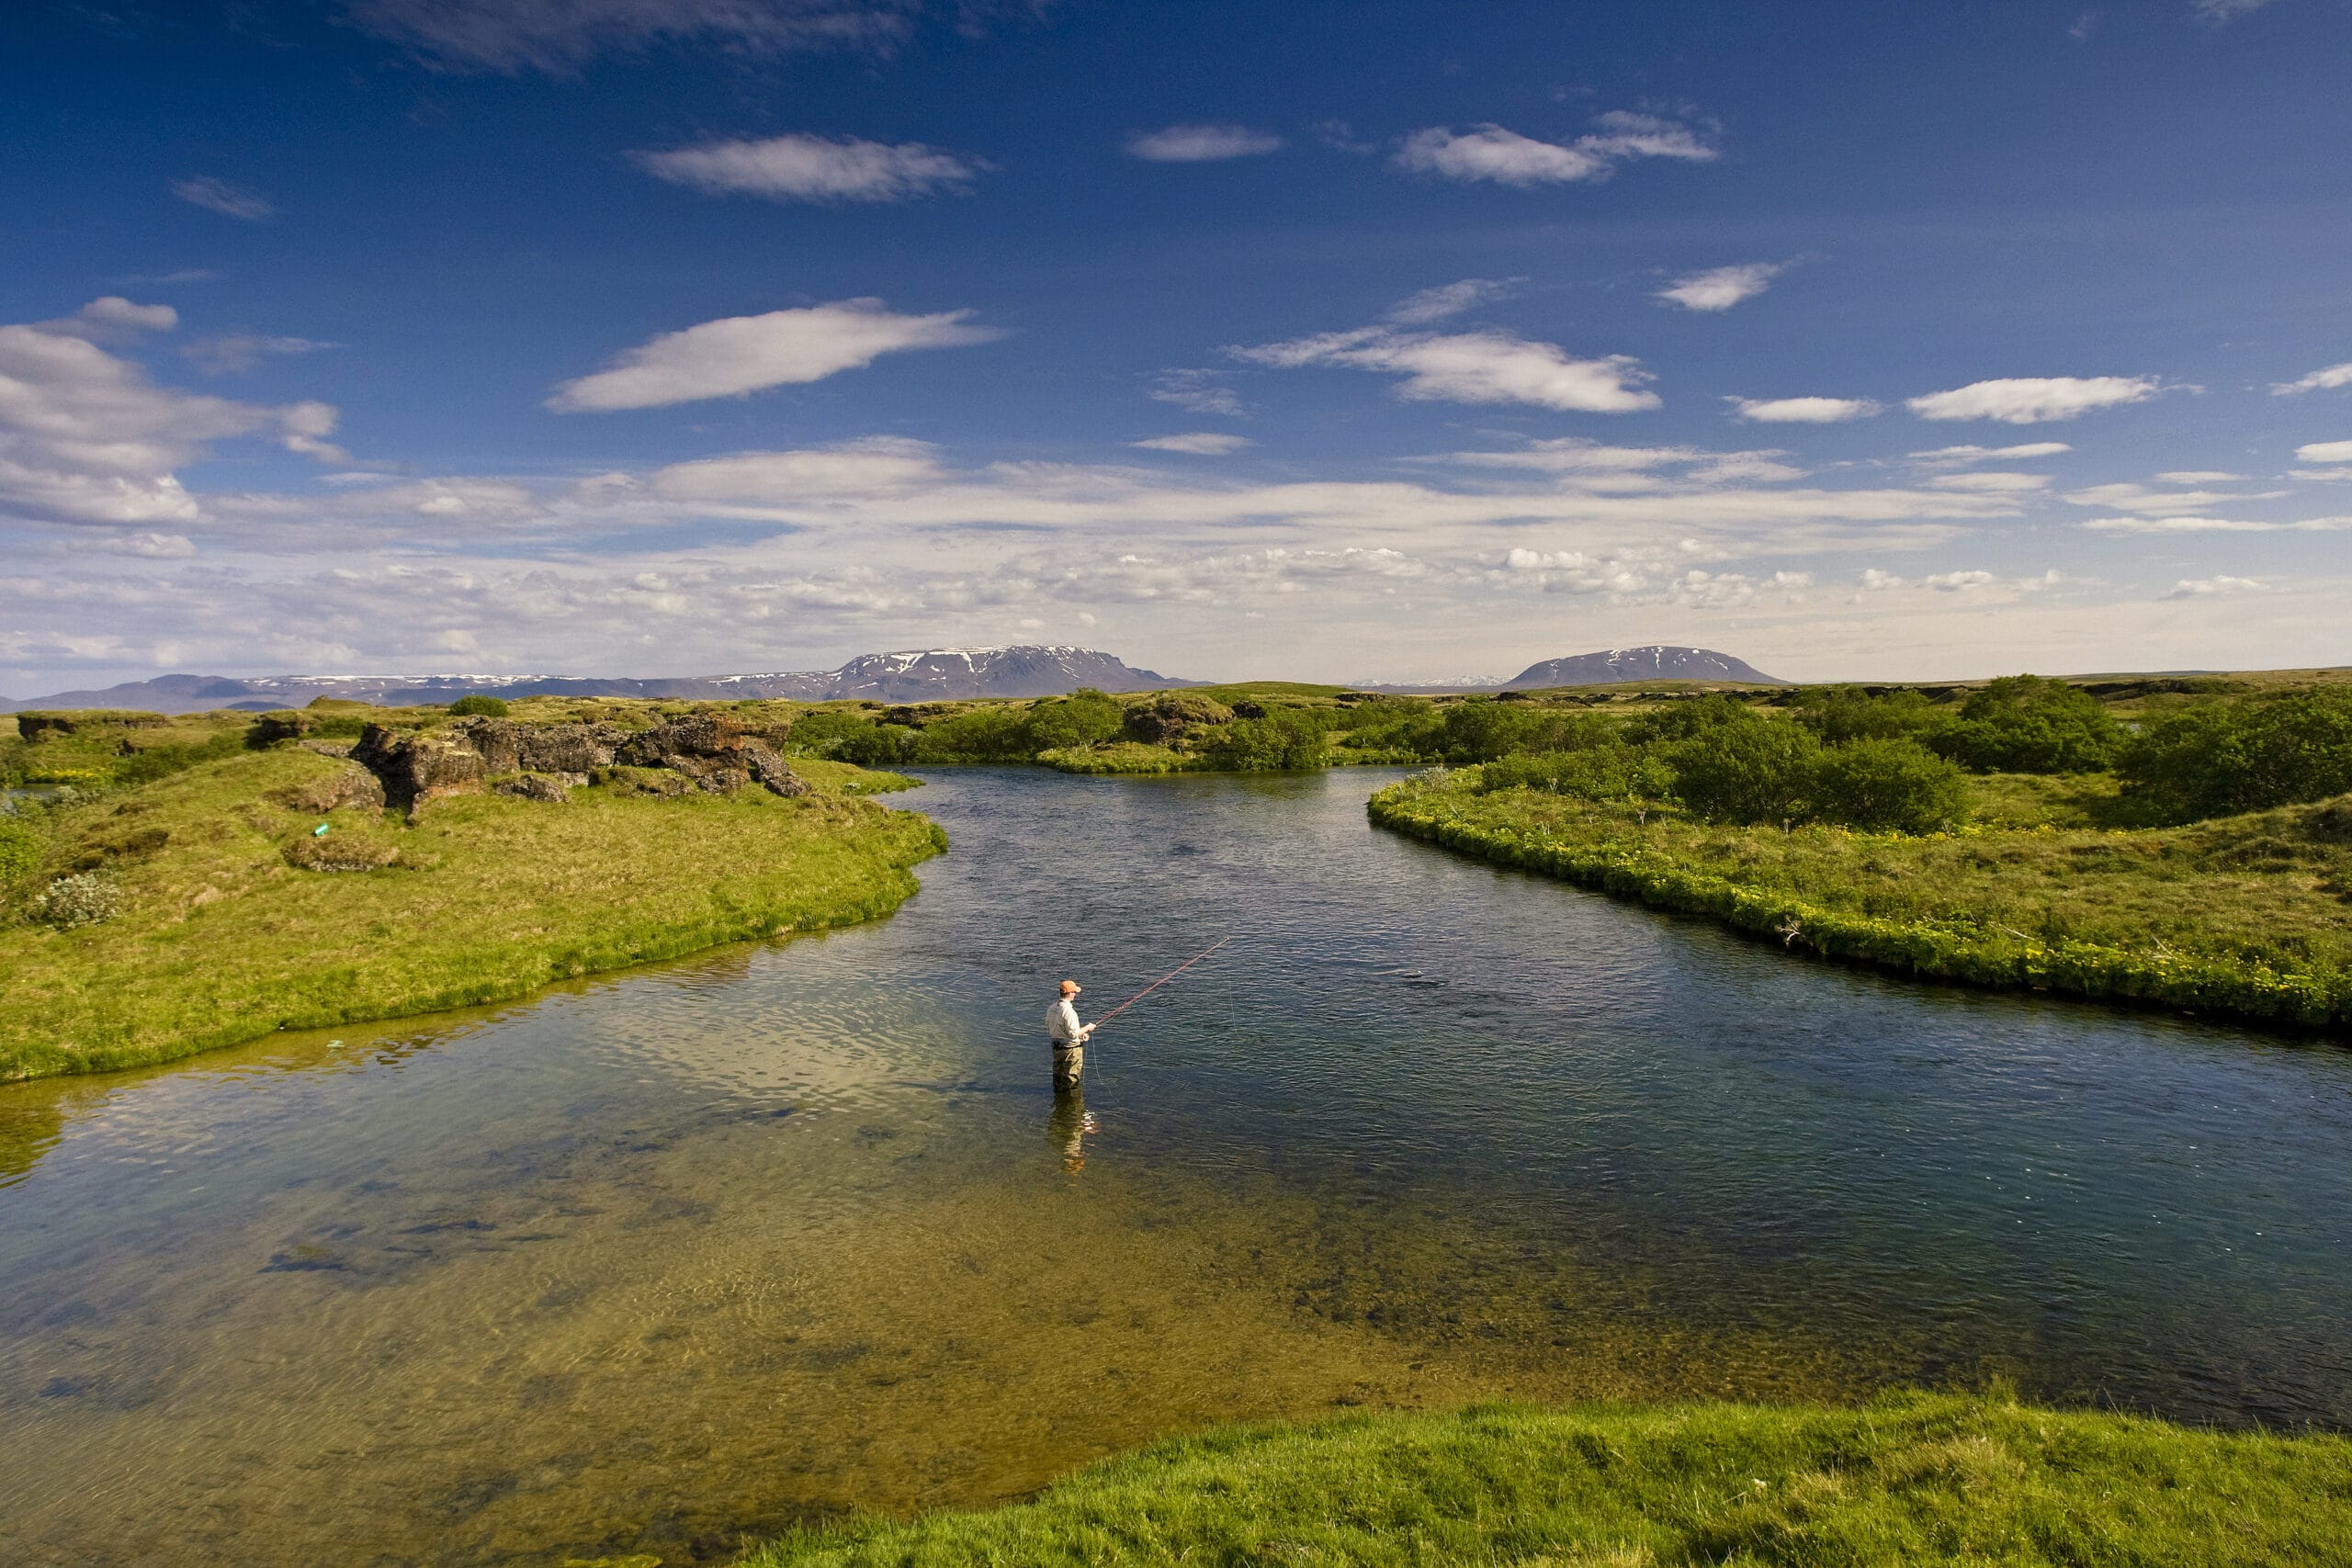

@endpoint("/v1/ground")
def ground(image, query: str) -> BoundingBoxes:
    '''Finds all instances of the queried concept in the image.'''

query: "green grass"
[1370,769,2352,1031]
[1035,741,1204,774]
[744,1390,2352,1566]
[1,743,944,1081]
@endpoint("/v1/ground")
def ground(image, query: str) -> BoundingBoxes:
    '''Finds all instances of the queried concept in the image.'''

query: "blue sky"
[4,0,2349,690]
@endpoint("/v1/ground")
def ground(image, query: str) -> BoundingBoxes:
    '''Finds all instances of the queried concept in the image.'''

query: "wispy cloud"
[2295,440,2352,463]
[2192,0,2281,22]
[2273,362,2352,395]
[2064,480,2280,514]
[1125,124,1283,162]
[631,133,984,203]
[183,333,340,375]
[547,299,998,412]
[1132,433,1255,455]
[1906,375,2164,423]
[0,300,339,525]
[1149,368,1246,418]
[1234,325,1657,413]
[1657,262,1782,312]
[2167,575,2262,597]
[1907,442,2073,466]
[171,176,274,220]
[1393,112,1716,186]
[1385,278,1517,326]
[343,0,933,73]
[2083,515,2349,533]
[1731,396,1879,423]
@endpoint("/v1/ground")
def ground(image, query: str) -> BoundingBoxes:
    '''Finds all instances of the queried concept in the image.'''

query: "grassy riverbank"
[1,739,941,1082]
[1370,769,2352,1031]
[748,1390,2352,1565]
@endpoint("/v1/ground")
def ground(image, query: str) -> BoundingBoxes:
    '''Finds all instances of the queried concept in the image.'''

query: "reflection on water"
[4,767,2351,1565]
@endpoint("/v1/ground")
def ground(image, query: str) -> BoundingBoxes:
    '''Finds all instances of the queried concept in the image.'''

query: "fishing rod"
[1088,935,1234,1033]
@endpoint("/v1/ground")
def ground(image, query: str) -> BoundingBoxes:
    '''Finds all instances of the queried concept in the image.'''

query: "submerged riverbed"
[4,767,2349,1564]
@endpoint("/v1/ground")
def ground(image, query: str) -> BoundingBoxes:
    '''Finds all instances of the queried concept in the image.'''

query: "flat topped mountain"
[5,646,1195,715]
[1505,646,1786,689]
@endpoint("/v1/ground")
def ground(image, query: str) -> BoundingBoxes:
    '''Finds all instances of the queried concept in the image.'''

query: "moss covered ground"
[1,738,940,1082]
[746,1390,2352,1566]
[1371,768,2352,1031]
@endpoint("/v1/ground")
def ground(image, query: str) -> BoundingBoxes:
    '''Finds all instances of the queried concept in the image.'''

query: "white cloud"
[548,299,997,412]
[1907,376,2163,423]
[1393,112,1716,187]
[92,531,197,558]
[2063,481,2277,514]
[2274,363,2352,396]
[49,297,180,338]
[278,401,348,462]
[1433,438,1804,489]
[1732,396,1879,423]
[2167,575,2262,597]
[1657,263,1781,312]
[2084,514,2351,534]
[2154,469,2244,483]
[630,133,982,203]
[2295,439,2352,463]
[1385,278,1517,326]
[1125,124,1283,162]
[343,0,929,73]
[1907,442,2073,466]
[1148,368,1245,419]
[1234,326,1657,413]
[183,333,339,375]
[1928,471,2052,493]
[2193,0,2281,21]
[1132,434,1255,455]
[171,176,274,220]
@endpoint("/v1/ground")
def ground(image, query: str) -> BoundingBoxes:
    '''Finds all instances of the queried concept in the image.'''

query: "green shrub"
[1436,698,1611,762]
[111,730,247,786]
[1623,693,1758,745]
[833,723,921,767]
[1670,714,1820,824]
[1808,737,1969,833]
[1926,674,2120,773]
[34,872,120,929]
[1791,685,1937,744]
[907,705,1035,761]
[1210,708,1329,770]
[1020,691,1125,752]
[447,694,510,717]
[2121,688,2352,824]
[0,815,43,882]
[1479,743,1674,800]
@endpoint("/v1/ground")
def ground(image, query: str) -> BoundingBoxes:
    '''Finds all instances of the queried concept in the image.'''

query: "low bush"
[1790,684,1938,744]
[1926,674,2121,773]
[447,694,510,716]
[33,872,120,929]
[1807,736,1969,833]
[2121,687,2352,824]
[1478,743,1673,800]
[1669,713,1821,824]
[1209,708,1329,770]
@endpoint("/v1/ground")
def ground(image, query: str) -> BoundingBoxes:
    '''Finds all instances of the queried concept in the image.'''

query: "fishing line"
[1089,935,1235,1032]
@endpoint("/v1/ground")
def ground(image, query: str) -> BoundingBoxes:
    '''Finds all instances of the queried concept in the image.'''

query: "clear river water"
[4,767,2350,1565]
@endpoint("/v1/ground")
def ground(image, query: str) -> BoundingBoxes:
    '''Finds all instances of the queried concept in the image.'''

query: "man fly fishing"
[1045,937,1233,1091]
[1046,978,1093,1091]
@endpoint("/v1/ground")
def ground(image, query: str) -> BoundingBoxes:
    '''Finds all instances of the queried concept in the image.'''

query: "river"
[4,767,2348,1564]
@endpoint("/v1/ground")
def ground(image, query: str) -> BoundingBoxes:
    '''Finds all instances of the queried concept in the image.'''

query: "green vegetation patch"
[1371,770,2352,1031]
[748,1390,2352,1567]
[0,744,943,1082]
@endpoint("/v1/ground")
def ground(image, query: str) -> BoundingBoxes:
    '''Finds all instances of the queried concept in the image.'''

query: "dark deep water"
[4,767,2349,1564]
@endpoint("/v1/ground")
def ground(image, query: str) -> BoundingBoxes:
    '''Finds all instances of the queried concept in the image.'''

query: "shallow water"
[3,767,2349,1564]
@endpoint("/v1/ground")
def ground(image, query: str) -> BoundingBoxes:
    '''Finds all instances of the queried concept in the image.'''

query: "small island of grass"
[0,702,941,1082]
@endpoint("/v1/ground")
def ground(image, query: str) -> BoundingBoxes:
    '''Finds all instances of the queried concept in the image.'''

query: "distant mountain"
[1504,646,1786,689]
[3,646,1196,715]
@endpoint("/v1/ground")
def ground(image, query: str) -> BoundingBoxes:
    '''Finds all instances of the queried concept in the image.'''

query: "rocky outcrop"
[352,725,490,810]
[1124,693,1234,744]
[354,713,811,811]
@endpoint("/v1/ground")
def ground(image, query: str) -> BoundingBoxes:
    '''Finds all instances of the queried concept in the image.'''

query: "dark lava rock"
[492,772,576,803]
[352,723,487,810]
[268,766,387,816]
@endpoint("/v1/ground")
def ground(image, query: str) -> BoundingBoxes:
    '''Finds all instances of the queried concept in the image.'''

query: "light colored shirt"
[1047,997,1087,1046]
